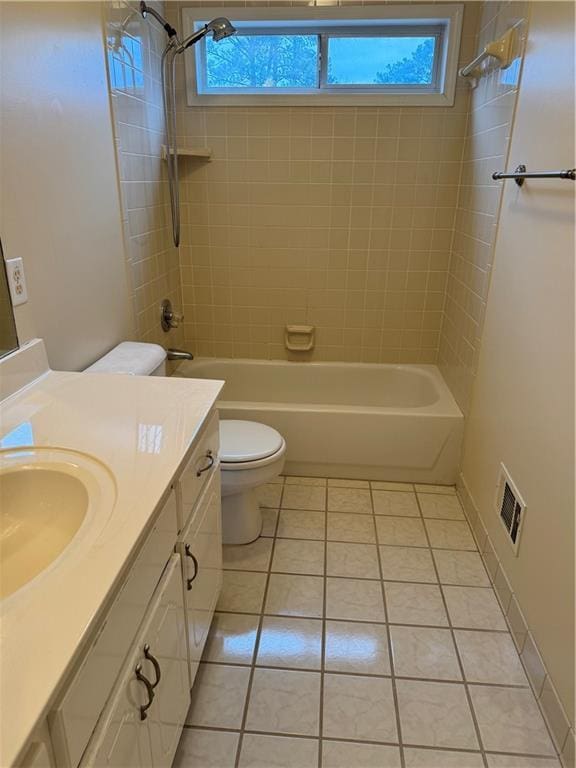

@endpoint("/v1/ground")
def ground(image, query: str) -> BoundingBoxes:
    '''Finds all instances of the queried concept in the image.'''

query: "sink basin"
[0,448,116,599]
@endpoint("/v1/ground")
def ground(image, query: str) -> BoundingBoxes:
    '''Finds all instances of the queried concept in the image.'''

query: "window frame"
[182,4,463,107]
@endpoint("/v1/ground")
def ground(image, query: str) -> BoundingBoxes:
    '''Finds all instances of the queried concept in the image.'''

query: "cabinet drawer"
[178,410,219,531]
[49,491,178,768]
[80,555,189,768]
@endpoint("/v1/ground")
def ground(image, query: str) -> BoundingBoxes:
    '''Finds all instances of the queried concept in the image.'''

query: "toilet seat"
[220,420,284,466]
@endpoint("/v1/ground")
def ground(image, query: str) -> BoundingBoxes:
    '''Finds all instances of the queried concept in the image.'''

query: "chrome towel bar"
[492,164,576,187]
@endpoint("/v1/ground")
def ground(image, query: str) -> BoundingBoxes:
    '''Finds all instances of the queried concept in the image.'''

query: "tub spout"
[167,348,194,361]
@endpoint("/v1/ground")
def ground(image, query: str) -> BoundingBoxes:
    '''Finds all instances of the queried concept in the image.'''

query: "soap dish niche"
[285,325,315,352]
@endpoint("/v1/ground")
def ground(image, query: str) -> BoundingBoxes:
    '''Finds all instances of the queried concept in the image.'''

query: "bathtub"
[175,359,464,484]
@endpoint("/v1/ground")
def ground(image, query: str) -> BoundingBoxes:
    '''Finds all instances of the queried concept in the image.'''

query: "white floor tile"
[282,485,326,511]
[322,740,401,768]
[424,520,476,550]
[455,629,528,685]
[373,490,420,517]
[327,512,376,543]
[326,577,386,622]
[245,668,321,736]
[174,728,239,768]
[376,517,428,547]
[277,509,326,540]
[284,476,326,486]
[327,487,373,514]
[418,494,465,520]
[443,586,507,630]
[385,583,448,627]
[218,570,267,614]
[239,734,318,768]
[471,686,556,756]
[380,546,437,583]
[486,755,561,767]
[202,612,259,664]
[397,679,479,750]
[187,664,250,729]
[326,541,380,579]
[265,573,324,618]
[223,538,273,572]
[432,550,490,587]
[256,616,322,670]
[404,747,483,767]
[390,625,461,680]
[261,508,279,537]
[322,674,398,742]
[272,539,325,575]
[324,620,391,675]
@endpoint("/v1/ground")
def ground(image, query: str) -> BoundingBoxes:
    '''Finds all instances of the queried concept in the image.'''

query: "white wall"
[0,2,133,371]
[460,0,574,730]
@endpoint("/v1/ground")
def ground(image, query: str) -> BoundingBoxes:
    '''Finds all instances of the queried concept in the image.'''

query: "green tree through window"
[375,38,435,85]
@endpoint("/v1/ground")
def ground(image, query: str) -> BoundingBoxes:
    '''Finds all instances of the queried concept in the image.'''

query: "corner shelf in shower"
[161,145,212,161]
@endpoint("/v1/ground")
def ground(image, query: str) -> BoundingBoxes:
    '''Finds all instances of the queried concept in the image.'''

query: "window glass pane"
[327,36,436,85]
[204,33,318,89]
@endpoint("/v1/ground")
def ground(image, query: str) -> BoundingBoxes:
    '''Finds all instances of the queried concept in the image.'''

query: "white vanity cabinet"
[41,408,223,768]
[80,555,188,768]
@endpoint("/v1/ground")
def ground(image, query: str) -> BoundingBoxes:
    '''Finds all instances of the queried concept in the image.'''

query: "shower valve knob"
[161,299,184,332]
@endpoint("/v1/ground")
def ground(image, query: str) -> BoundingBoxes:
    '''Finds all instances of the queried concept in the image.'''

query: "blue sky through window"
[327,36,435,85]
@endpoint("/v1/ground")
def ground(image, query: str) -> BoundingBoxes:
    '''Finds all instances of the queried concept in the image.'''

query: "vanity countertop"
[0,367,223,767]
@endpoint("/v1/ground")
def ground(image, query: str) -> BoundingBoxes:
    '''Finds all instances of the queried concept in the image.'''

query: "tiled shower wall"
[171,1,481,363]
[438,1,528,412]
[105,1,184,349]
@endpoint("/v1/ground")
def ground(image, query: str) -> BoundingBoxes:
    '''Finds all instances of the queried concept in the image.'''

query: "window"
[183,5,463,106]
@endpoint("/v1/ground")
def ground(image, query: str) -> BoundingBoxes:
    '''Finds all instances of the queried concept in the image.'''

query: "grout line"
[318,482,328,767]
[370,483,406,768]
[414,490,490,768]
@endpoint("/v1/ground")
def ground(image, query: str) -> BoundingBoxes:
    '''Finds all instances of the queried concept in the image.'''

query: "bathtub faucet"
[167,348,194,361]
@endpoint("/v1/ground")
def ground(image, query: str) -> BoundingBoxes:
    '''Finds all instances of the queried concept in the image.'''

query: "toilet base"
[222,488,262,545]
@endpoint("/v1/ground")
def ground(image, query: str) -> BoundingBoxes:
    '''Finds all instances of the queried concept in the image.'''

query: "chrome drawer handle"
[185,544,199,591]
[135,664,154,721]
[143,644,161,689]
[196,450,214,477]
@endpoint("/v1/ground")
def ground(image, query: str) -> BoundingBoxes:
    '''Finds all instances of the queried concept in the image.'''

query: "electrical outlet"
[6,257,28,306]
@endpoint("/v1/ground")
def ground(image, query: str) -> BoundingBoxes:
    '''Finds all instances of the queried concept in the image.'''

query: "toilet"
[86,341,286,545]
[219,420,286,545]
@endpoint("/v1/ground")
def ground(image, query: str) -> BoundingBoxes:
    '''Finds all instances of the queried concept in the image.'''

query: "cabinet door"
[145,559,190,768]
[180,471,222,684]
[81,556,188,768]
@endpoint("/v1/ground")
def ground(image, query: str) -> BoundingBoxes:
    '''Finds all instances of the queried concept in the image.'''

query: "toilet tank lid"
[85,342,166,376]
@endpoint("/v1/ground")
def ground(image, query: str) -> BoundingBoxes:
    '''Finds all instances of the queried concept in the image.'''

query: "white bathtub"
[175,359,463,484]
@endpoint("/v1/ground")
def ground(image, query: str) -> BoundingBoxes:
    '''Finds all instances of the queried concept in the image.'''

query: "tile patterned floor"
[175,476,560,768]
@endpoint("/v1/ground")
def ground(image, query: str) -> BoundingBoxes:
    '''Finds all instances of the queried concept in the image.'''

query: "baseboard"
[457,473,575,768]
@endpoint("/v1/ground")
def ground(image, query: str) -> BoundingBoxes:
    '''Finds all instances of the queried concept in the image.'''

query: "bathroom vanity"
[0,341,224,768]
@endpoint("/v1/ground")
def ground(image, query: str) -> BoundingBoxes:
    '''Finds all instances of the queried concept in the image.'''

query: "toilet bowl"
[220,420,286,545]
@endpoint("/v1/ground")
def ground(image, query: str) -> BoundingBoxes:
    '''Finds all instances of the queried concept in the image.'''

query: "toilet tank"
[85,342,167,376]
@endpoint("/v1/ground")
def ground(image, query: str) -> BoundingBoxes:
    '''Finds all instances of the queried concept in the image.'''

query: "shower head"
[206,17,236,42]
[181,17,236,50]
